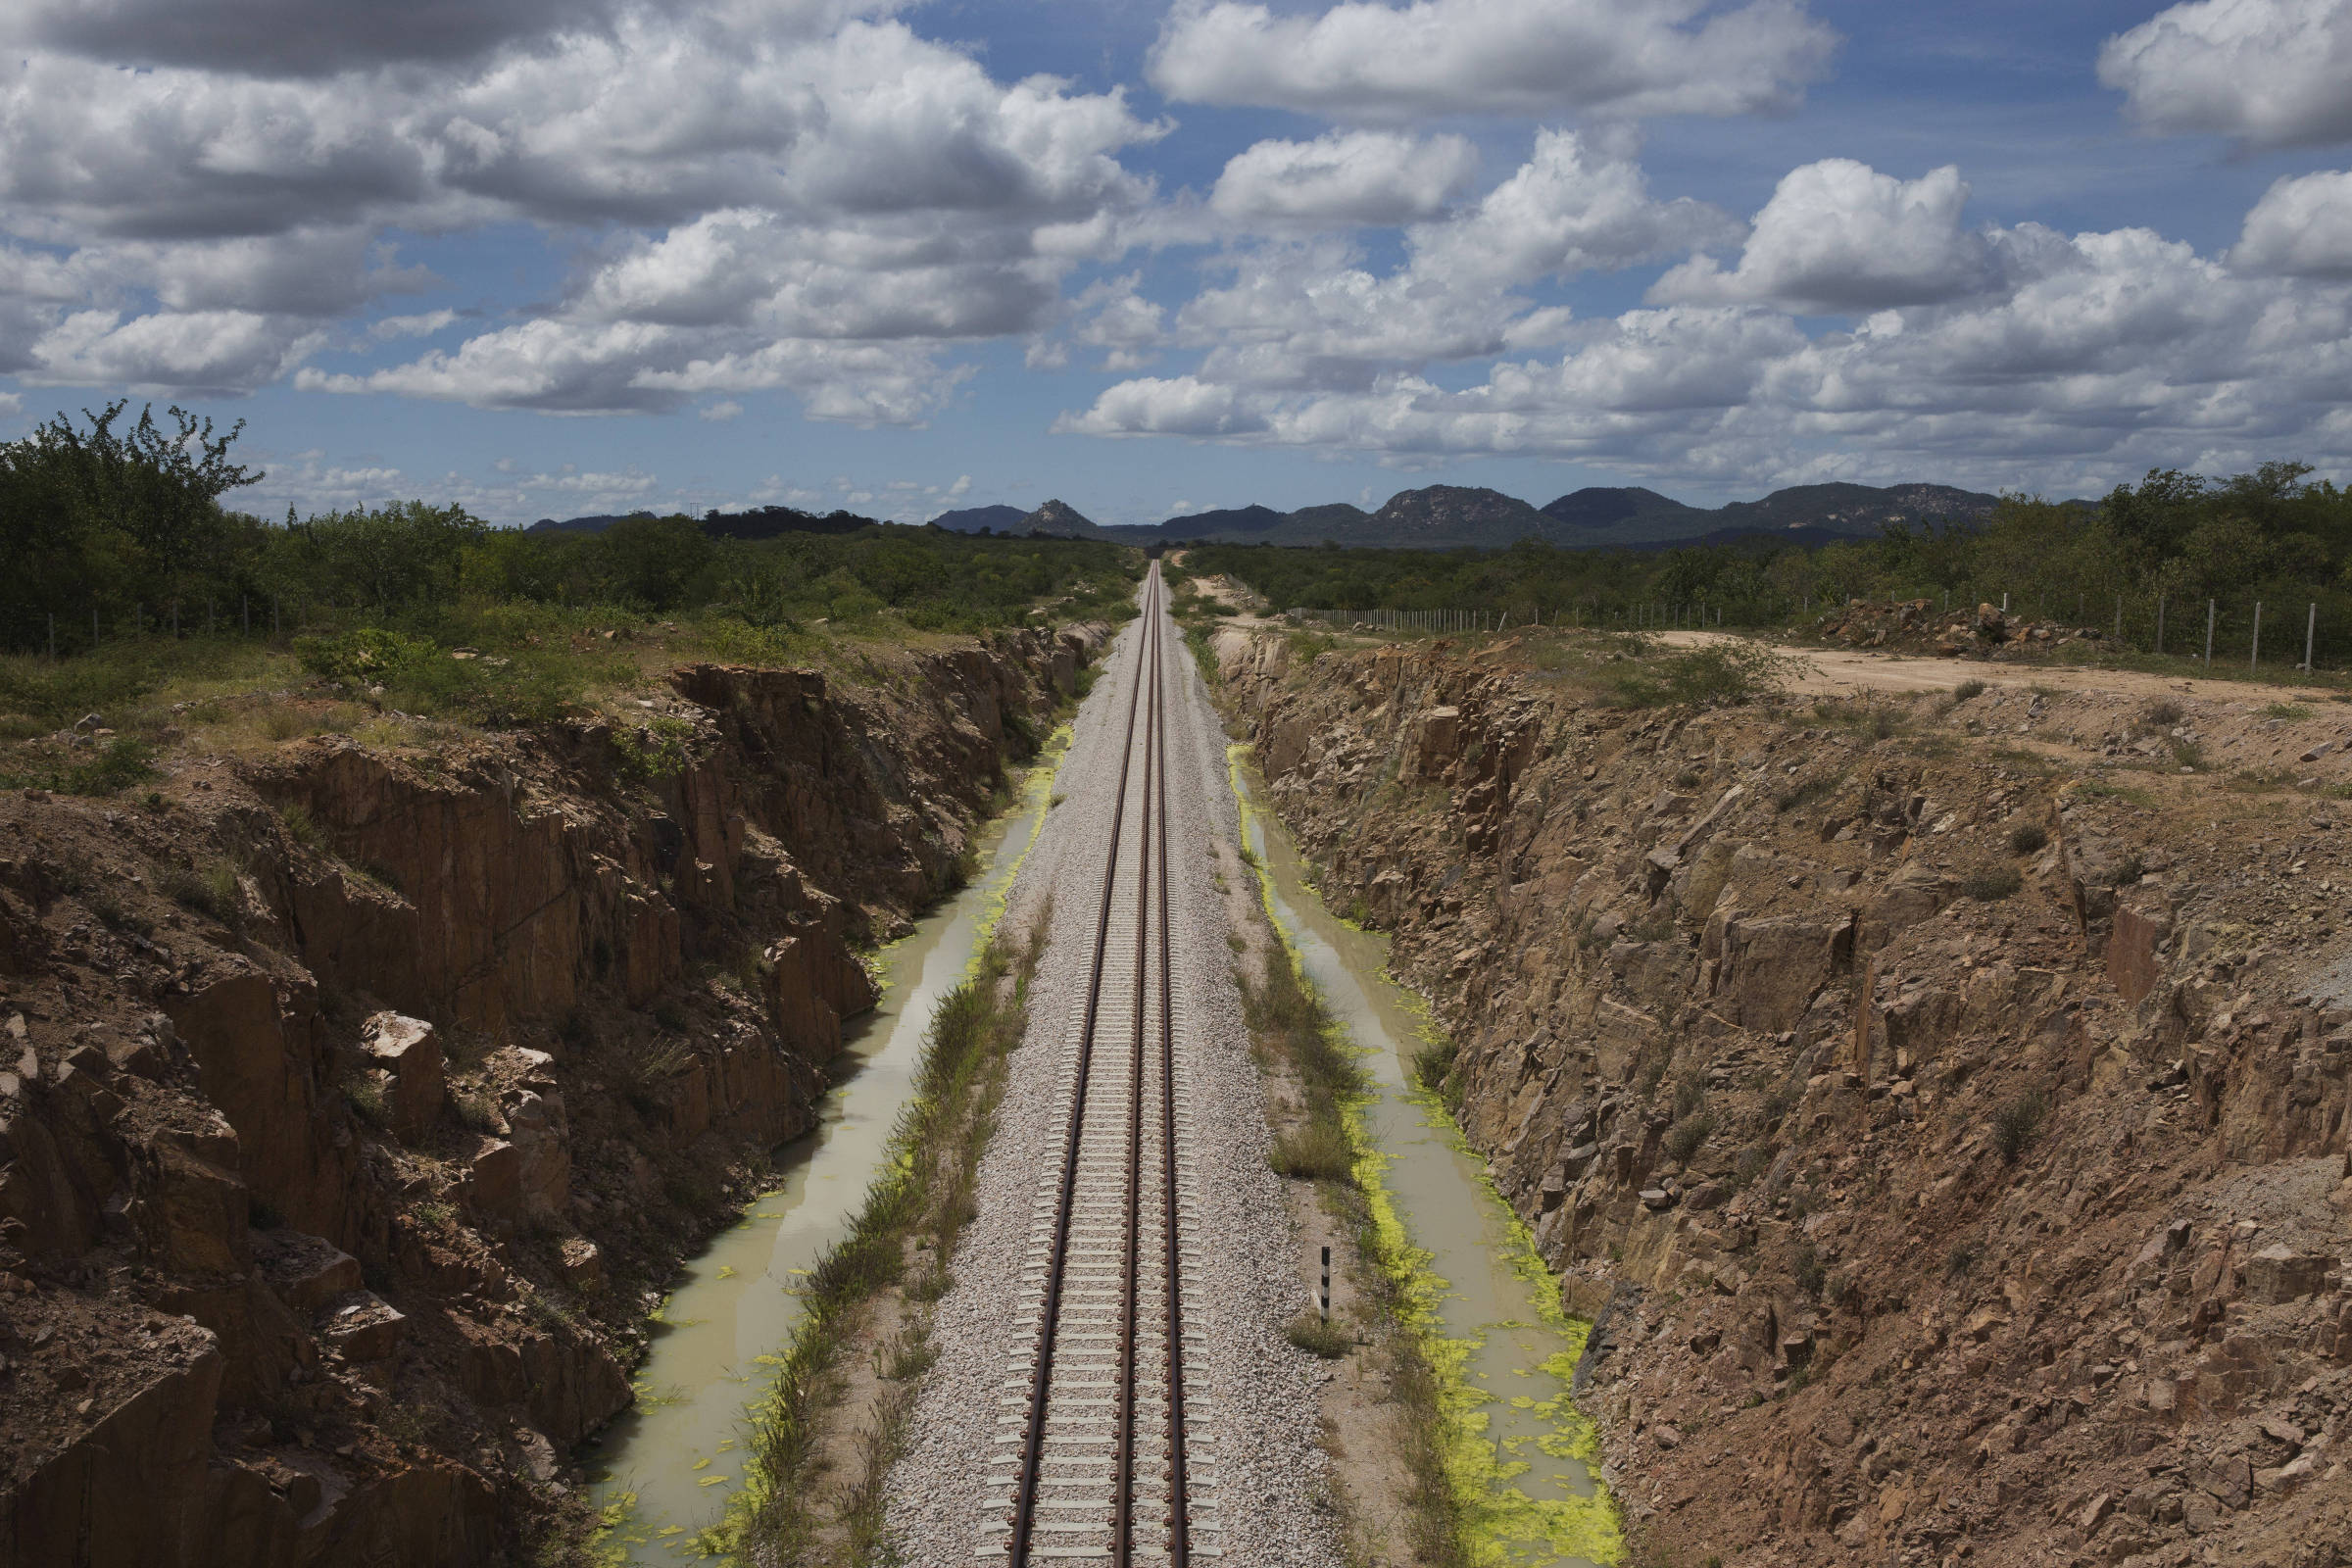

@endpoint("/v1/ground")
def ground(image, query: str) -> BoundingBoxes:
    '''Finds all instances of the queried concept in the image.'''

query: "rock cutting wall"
[0,626,1101,1568]
[1216,625,2352,1566]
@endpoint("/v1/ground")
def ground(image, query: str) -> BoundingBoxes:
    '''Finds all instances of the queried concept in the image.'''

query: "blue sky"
[5,0,2352,526]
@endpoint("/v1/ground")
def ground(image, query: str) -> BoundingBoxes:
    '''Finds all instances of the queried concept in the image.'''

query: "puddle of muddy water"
[1234,760,1618,1567]
[586,752,1058,1560]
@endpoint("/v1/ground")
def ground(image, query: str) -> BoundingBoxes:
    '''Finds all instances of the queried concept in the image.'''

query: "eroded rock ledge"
[1217,627,2352,1567]
[0,625,1102,1567]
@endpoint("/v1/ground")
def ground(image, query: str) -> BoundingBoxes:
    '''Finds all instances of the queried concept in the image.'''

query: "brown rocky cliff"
[1216,626,2352,1567]
[0,623,1101,1568]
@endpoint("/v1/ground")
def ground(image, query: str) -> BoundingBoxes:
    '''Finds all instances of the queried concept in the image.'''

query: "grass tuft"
[1284,1311,1353,1359]
[733,921,1041,1561]
[1959,863,2022,901]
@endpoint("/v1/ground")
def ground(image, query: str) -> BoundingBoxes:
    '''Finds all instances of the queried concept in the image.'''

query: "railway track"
[977,565,1214,1564]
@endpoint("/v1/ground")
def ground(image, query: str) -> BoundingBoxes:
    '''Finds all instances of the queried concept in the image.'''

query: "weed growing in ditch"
[1283,1311,1353,1358]
[1243,947,1365,1187]
[1234,941,1468,1568]
[728,917,1042,1565]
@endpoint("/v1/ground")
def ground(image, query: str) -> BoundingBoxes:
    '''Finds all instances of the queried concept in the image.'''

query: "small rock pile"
[1815,598,2113,659]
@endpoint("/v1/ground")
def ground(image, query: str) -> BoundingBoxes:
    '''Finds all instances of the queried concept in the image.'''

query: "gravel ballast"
[888,583,1340,1565]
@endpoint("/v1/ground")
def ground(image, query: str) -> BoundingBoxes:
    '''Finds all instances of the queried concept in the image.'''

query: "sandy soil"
[1656,627,2336,705]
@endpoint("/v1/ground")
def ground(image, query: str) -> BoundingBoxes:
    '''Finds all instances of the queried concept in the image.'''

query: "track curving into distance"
[986,564,1208,1565]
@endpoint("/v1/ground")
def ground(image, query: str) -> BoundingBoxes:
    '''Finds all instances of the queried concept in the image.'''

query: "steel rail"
[1008,566,1155,1565]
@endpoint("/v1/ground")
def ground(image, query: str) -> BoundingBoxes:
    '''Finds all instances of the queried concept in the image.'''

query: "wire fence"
[1287,590,2347,675]
[0,594,313,659]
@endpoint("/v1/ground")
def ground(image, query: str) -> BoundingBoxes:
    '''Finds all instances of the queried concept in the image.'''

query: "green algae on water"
[1227,744,1622,1567]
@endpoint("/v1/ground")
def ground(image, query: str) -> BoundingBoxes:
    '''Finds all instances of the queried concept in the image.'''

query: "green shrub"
[1960,863,2022,901]
[1662,1111,1716,1166]
[1610,639,1804,709]
[157,858,239,924]
[1269,1121,1356,1183]
[344,1071,390,1127]
[1991,1090,2048,1164]
[2007,822,2048,856]
[1283,1311,1351,1358]
[1950,679,1985,702]
[278,803,323,849]
[1792,1241,1826,1297]
[87,891,152,935]
[1410,1038,1458,1092]
[16,736,163,798]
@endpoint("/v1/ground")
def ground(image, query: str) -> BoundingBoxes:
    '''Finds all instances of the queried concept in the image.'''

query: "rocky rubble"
[0,625,1102,1567]
[1815,598,2117,660]
[1216,624,2352,1567]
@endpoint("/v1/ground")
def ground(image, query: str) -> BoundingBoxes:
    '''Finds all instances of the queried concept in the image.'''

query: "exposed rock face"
[0,623,1103,1567]
[1216,626,2352,1566]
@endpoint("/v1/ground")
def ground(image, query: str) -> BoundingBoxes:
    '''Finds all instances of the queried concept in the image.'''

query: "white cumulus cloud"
[1650,160,2003,313]
[1211,131,1478,225]
[2231,170,2352,275]
[2099,0,2352,148]
[1063,217,2352,494]
[1150,0,1838,122]
[0,2,1159,414]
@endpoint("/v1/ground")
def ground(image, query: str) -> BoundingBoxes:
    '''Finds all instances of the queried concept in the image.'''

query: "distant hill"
[527,511,657,534]
[704,505,872,539]
[527,506,884,538]
[929,504,1030,534]
[1541,486,1701,532]
[544,479,2010,553]
[1020,499,1109,539]
[1112,481,2005,552]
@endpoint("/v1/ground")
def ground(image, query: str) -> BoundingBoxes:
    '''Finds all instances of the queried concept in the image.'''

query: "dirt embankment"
[1214,624,2352,1568]
[0,624,1103,1568]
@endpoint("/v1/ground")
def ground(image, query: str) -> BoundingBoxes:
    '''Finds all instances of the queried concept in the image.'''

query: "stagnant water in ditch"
[1234,759,1617,1567]
[586,752,1058,1561]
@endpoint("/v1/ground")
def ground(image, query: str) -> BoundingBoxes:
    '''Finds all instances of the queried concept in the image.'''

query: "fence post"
[2306,603,2318,672]
[242,597,250,637]
[2252,601,2262,670]
[2205,600,2215,667]
[2002,592,2008,612]
[2156,595,2165,655]
[2114,595,2123,641]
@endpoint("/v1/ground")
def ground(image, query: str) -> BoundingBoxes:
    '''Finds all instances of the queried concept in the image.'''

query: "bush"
[1662,1111,1716,1166]
[1960,863,2022,901]
[1792,1241,1826,1297]
[2141,698,2182,728]
[1409,1038,1457,1092]
[278,803,323,849]
[2007,822,2048,856]
[1283,1311,1352,1358]
[1944,1240,1983,1278]
[1991,1091,2048,1164]
[1269,1121,1356,1183]
[1950,679,1986,703]
[1774,773,1841,814]
[13,736,163,798]
[1610,639,1805,709]
[157,858,240,924]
